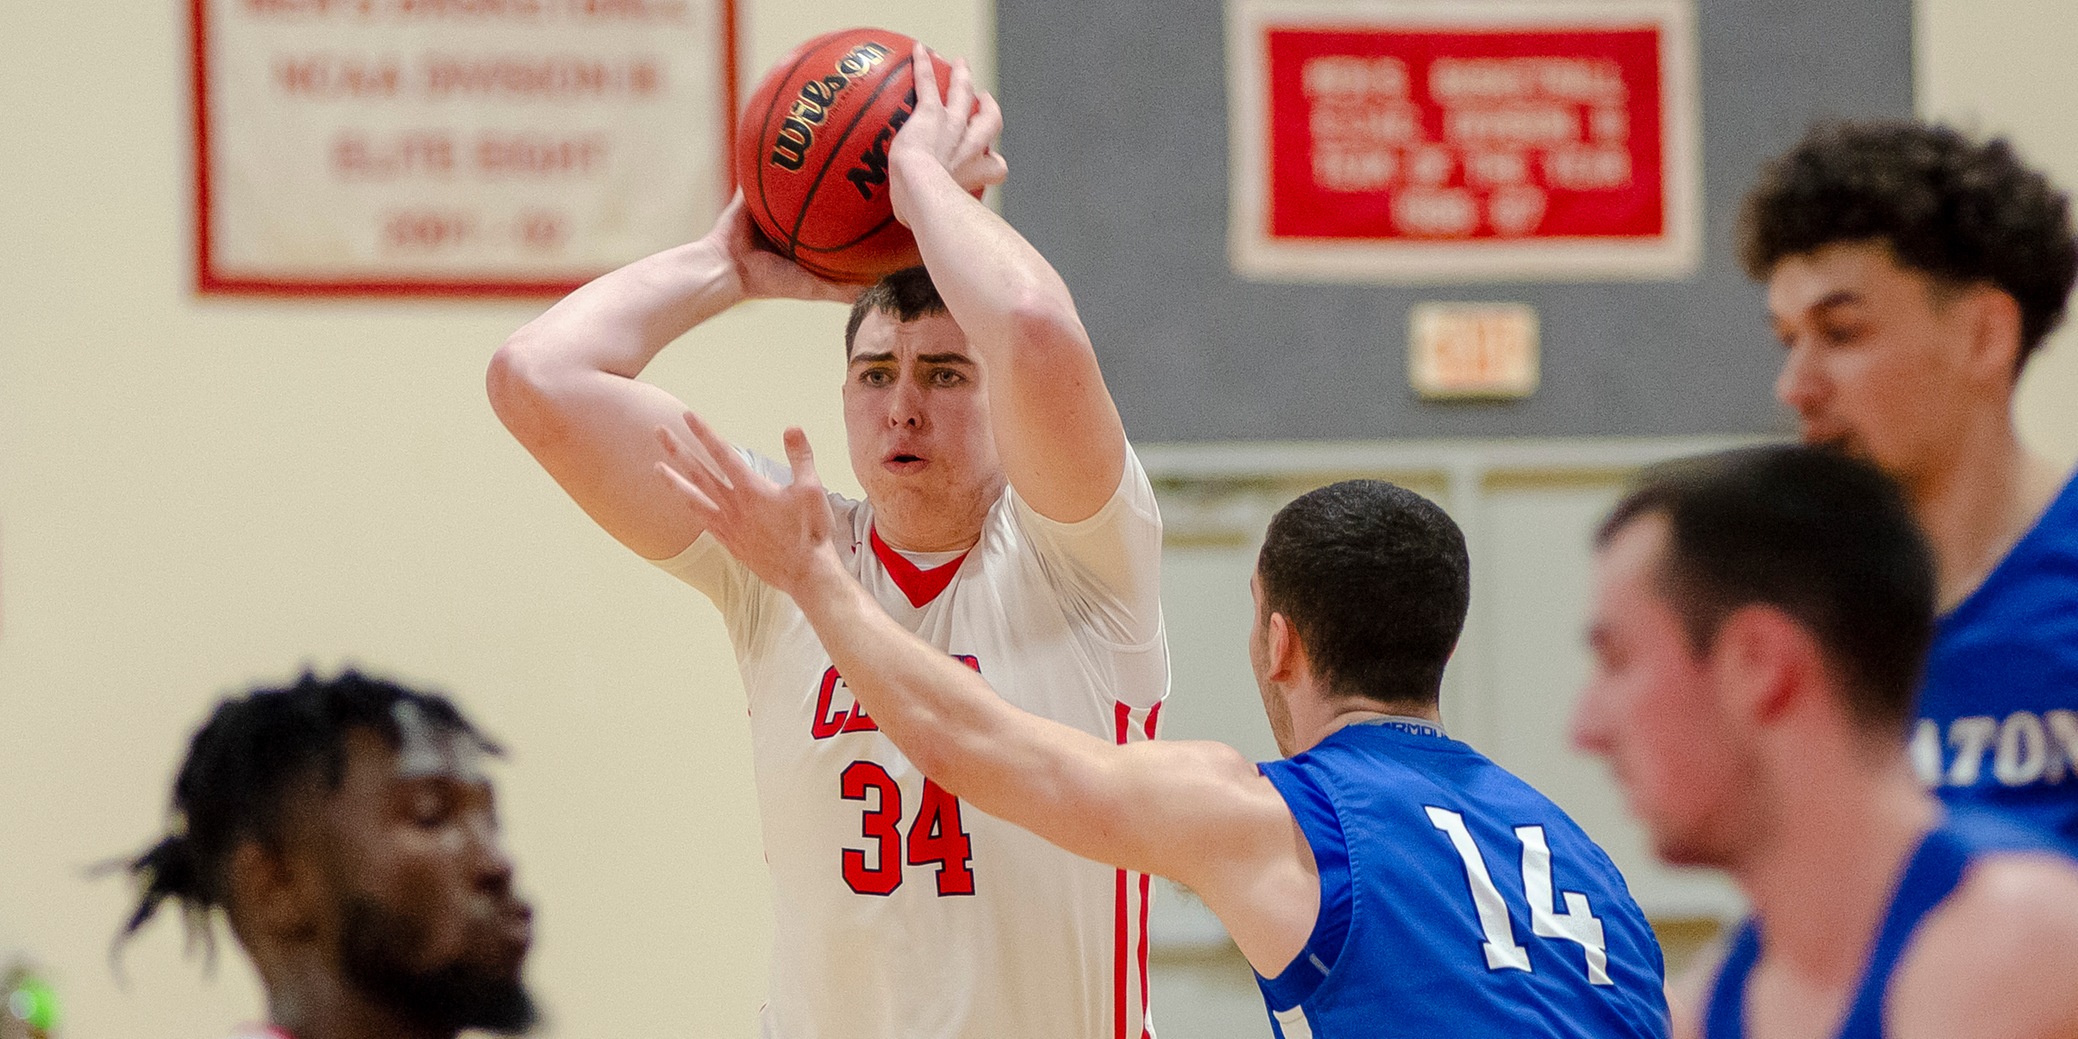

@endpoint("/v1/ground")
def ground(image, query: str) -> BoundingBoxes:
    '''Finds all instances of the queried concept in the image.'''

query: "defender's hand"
[655,416,845,599]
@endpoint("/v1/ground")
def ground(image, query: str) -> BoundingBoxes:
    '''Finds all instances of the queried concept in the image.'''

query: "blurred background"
[2,0,2074,1035]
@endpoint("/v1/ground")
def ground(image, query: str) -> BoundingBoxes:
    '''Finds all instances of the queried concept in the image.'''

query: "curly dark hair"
[1739,120,2078,369]
[115,669,499,956]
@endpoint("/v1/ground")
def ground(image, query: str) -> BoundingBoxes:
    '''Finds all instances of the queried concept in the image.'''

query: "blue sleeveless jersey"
[1915,470,2078,849]
[1704,812,2068,1039]
[1254,723,1668,1039]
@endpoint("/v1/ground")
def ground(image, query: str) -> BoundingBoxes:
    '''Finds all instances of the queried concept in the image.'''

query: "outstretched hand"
[654,415,845,599]
[889,43,1009,225]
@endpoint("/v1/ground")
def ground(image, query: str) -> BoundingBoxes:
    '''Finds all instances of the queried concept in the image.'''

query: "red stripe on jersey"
[1113,701,1132,1039]
[869,527,971,608]
[1114,865,1130,1039]
[1137,702,1160,1037]
[1138,869,1153,1038]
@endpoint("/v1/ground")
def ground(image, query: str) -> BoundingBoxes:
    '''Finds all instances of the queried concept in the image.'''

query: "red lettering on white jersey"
[810,656,984,740]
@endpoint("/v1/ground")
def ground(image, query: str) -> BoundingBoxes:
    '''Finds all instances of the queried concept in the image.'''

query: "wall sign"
[1227,0,1699,283]
[191,0,738,296]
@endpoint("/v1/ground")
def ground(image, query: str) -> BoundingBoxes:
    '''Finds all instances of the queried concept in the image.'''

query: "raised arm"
[654,417,1319,976]
[486,196,858,560]
[888,46,1128,523]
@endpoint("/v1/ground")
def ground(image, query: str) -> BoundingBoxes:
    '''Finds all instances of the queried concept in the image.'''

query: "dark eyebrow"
[847,351,976,367]
[1808,290,1865,314]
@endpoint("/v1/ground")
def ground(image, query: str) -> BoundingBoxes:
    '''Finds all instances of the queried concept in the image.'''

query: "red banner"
[1229,1,1698,283]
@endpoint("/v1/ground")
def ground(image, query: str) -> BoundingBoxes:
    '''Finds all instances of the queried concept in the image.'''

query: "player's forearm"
[792,557,1103,822]
[892,152,1082,358]
[893,153,1127,518]
[498,238,745,383]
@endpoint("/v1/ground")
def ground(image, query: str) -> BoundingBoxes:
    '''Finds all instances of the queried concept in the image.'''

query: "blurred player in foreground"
[116,670,537,1039]
[1743,121,2078,844]
[488,47,1166,1039]
[1574,446,2078,1039]
[660,417,1668,1039]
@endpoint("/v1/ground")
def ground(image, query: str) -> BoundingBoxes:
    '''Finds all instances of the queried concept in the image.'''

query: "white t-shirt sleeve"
[1008,447,1167,706]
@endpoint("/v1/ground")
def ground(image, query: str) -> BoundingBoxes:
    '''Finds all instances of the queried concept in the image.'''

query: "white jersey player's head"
[841,268,1006,552]
[1573,446,1936,871]
[1740,121,2076,492]
[1248,480,1471,758]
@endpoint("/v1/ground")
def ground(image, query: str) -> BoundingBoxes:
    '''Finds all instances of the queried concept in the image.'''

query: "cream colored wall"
[0,3,987,1038]
[1919,0,2078,468]
[5,2,2076,1038]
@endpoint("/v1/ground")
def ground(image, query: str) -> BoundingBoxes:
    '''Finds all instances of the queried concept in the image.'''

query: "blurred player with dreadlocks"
[116,670,538,1039]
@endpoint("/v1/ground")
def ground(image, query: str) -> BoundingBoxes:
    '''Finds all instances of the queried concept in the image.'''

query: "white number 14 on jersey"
[1425,806,1613,985]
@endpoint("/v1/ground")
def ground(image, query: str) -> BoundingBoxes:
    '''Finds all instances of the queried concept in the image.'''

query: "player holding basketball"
[664,422,1670,1039]
[1741,121,2078,847]
[1574,446,2078,1039]
[488,48,1167,1039]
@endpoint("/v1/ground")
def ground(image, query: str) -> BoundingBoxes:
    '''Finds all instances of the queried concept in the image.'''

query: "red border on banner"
[188,0,741,299]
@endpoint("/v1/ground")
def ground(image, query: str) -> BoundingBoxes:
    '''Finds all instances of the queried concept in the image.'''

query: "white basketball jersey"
[657,449,1169,1039]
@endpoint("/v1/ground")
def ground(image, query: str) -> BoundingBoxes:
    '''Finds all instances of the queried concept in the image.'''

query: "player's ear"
[226,834,325,946]
[1961,284,2025,383]
[1265,611,1303,684]
[1709,605,1812,729]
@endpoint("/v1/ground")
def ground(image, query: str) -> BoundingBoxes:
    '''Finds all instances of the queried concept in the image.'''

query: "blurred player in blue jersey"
[1575,446,2078,1039]
[1741,121,2078,847]
[657,418,1669,1039]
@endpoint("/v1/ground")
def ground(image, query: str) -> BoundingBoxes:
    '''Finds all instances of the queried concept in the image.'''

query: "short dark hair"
[844,266,948,356]
[116,669,500,953]
[1256,480,1470,707]
[1599,446,1936,736]
[1739,120,2078,369]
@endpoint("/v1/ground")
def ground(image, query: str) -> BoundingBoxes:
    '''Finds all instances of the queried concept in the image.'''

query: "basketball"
[737,28,956,282]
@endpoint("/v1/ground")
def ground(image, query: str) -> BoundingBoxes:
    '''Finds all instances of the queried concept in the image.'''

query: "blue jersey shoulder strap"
[1702,920,1761,1039]
[1704,824,1983,1039]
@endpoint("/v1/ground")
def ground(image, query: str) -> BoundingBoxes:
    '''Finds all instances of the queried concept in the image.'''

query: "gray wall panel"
[996,0,1913,441]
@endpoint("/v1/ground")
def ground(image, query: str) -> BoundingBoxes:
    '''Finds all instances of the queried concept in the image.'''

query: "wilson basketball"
[737,28,956,282]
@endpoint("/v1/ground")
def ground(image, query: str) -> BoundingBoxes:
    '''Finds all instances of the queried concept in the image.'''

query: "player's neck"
[1734,755,1937,984]
[868,479,998,554]
[872,517,982,555]
[1905,420,2059,609]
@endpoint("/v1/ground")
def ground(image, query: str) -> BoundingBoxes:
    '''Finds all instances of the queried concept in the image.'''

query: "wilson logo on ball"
[769,42,894,172]
[738,27,964,282]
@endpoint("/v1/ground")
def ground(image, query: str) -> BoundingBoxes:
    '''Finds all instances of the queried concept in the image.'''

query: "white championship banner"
[192,0,737,295]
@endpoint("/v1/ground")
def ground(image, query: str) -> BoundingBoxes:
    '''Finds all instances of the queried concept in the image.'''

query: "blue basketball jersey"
[1915,470,2078,849]
[1254,722,1668,1039]
[1704,812,2068,1039]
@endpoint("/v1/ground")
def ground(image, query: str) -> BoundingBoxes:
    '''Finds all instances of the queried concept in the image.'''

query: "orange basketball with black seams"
[738,28,955,283]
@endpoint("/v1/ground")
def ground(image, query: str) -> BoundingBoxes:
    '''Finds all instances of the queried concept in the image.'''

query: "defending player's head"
[840,266,1004,546]
[1573,446,1936,866]
[118,669,538,1037]
[1740,121,2078,482]
[1251,480,1470,753]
